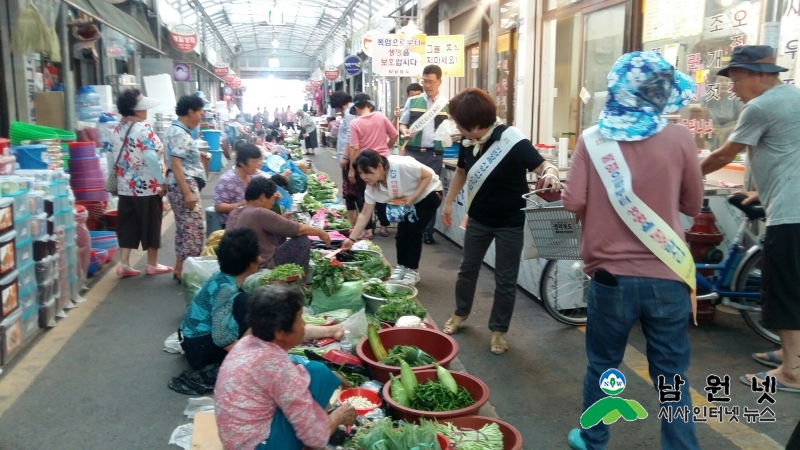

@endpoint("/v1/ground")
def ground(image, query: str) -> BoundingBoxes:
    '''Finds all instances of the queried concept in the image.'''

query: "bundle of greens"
[382,345,436,367]
[346,418,442,450]
[312,259,345,296]
[300,194,324,213]
[359,256,391,280]
[264,264,305,282]
[302,314,330,325]
[410,381,476,412]
[428,421,504,450]
[376,295,426,323]
[323,308,353,323]
[325,210,351,230]
[363,282,391,298]
[307,172,337,202]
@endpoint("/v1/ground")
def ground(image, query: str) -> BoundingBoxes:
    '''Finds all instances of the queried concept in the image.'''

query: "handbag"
[105,123,135,196]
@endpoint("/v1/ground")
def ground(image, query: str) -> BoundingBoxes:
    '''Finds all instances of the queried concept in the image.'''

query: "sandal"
[443,315,467,335]
[379,227,389,237]
[752,351,782,368]
[740,372,800,393]
[491,332,509,355]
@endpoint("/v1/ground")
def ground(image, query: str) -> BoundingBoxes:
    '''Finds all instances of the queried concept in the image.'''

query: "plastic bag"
[241,268,271,294]
[168,423,193,450]
[275,185,293,213]
[262,154,289,175]
[182,257,220,305]
[164,332,184,354]
[434,118,460,148]
[310,281,364,314]
[74,206,91,290]
[183,397,215,419]
[341,308,369,344]
[200,230,225,257]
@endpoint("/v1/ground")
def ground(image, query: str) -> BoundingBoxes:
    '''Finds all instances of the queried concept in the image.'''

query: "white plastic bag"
[434,119,460,148]
[183,397,215,419]
[341,308,369,344]
[164,332,184,354]
[168,423,193,449]
[182,257,220,304]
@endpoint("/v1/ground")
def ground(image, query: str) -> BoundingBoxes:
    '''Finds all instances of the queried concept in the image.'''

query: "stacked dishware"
[68,143,107,203]
[153,113,173,142]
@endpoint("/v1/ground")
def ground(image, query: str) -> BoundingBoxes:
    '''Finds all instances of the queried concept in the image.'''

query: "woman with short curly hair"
[110,89,171,277]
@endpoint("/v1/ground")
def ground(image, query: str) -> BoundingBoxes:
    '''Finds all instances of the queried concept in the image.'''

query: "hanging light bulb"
[272,39,280,48]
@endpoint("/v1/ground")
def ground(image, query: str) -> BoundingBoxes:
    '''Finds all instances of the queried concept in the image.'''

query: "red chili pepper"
[330,260,343,267]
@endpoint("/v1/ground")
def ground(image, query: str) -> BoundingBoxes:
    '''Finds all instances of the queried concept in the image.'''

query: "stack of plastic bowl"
[69,143,108,203]
[88,249,107,277]
[89,231,118,261]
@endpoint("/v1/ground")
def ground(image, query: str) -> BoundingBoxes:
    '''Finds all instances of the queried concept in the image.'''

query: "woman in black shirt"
[441,88,561,354]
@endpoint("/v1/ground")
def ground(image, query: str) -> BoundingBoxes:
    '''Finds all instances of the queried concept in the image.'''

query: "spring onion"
[429,422,504,450]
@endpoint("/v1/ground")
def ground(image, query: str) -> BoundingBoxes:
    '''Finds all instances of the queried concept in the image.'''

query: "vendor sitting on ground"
[180,229,343,370]
[214,144,265,228]
[215,285,357,450]
[225,177,331,270]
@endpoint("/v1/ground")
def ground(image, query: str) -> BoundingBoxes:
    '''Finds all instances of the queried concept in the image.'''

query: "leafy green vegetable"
[376,296,426,323]
[312,259,345,296]
[302,315,329,325]
[323,308,353,323]
[364,282,391,298]
[427,421,504,450]
[381,345,436,367]
[409,381,476,412]
[265,264,305,282]
[300,194,323,213]
[348,418,441,450]
[365,313,381,329]
[359,256,391,280]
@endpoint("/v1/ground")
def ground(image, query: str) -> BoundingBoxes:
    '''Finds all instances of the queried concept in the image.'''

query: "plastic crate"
[18,284,36,312]
[31,212,47,239]
[0,197,13,234]
[0,270,18,319]
[17,260,35,289]
[39,296,56,328]
[67,244,78,267]
[28,191,44,215]
[0,230,15,276]
[1,308,22,365]
[5,189,30,219]
[15,237,33,269]
[21,305,39,342]
[13,214,31,243]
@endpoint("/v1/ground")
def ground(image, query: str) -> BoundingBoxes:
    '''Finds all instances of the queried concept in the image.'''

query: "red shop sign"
[169,24,198,53]
[224,74,236,84]
[231,77,242,89]
[324,65,339,81]
[213,63,229,77]
[310,78,322,88]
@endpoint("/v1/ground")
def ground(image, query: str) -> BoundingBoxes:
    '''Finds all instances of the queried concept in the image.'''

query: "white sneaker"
[401,270,420,286]
[390,265,408,281]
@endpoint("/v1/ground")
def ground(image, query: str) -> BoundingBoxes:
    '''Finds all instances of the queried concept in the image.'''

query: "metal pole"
[487,0,500,100]
[59,2,76,129]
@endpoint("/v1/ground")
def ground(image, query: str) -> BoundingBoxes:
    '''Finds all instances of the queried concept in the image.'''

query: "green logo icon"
[580,369,648,429]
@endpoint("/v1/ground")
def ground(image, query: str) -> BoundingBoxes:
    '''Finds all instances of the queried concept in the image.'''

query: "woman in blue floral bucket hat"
[563,51,705,450]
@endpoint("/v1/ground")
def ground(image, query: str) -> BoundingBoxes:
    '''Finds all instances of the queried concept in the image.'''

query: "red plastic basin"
[355,327,458,383]
[382,369,490,422]
[436,416,523,450]
[338,388,382,416]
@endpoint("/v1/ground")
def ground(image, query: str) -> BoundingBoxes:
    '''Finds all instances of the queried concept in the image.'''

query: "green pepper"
[390,373,409,407]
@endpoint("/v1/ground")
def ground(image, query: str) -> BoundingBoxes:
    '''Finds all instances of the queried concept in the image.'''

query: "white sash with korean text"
[408,95,449,135]
[583,125,698,324]
[465,126,526,209]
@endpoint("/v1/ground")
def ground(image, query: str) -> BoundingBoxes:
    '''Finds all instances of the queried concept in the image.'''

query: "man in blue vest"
[399,65,449,245]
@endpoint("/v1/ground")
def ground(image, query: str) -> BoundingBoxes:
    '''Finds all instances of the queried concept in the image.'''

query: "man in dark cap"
[701,45,800,395]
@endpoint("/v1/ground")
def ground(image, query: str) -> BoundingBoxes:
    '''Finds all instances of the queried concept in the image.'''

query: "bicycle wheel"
[734,248,781,344]
[539,259,589,325]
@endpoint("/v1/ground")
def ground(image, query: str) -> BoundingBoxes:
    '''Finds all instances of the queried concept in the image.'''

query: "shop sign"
[231,77,242,89]
[169,24,198,53]
[224,74,236,84]
[213,63,229,77]
[425,35,464,77]
[344,55,363,76]
[223,86,233,95]
[173,62,191,82]
[362,29,379,56]
[497,33,510,53]
[642,0,704,43]
[310,78,322,88]
[324,65,339,81]
[372,34,427,77]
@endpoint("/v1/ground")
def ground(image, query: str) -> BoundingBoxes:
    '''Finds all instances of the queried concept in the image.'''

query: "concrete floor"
[0,149,797,449]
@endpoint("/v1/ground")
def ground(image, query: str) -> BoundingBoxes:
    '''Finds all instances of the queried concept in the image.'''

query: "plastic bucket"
[209,149,223,172]
[201,130,222,150]
[15,145,49,169]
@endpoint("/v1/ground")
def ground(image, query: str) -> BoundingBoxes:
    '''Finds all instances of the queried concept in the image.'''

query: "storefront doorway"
[539,0,627,146]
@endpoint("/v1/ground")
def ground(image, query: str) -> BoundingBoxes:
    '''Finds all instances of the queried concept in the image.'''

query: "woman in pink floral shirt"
[215,285,356,450]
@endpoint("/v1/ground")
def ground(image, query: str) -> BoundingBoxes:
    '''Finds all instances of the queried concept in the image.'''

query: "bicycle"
[523,191,777,344]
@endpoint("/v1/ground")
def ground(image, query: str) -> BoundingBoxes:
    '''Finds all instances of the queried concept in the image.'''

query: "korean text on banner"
[373,34,427,77]
[426,35,465,77]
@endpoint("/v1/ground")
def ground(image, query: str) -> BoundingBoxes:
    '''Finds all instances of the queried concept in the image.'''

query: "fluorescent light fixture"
[272,39,280,48]
[269,58,280,67]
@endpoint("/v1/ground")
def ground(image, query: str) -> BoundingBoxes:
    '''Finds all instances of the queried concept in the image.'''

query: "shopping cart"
[522,189,588,325]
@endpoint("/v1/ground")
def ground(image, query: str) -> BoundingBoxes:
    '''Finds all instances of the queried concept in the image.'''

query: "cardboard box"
[34,92,66,130]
